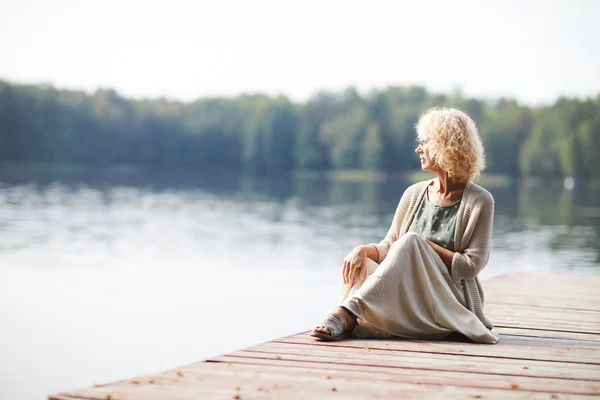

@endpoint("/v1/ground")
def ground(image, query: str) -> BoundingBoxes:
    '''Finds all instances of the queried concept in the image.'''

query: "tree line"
[0,79,599,182]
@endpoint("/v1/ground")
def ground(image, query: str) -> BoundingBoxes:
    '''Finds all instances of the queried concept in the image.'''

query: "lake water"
[1,167,599,400]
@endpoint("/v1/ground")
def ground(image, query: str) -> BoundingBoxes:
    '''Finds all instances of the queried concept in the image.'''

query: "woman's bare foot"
[313,307,357,336]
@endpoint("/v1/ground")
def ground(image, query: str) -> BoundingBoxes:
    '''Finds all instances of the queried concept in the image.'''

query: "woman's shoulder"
[466,181,494,205]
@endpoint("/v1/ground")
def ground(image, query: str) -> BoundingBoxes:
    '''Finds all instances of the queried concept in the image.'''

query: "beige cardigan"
[371,179,494,329]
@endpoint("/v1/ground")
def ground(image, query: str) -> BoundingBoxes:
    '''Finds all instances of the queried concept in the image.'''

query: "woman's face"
[415,139,436,172]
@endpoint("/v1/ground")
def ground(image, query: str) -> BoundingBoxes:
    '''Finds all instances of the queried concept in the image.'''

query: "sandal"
[311,310,355,341]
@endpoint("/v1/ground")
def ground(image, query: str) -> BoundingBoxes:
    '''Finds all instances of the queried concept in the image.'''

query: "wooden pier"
[50,274,600,399]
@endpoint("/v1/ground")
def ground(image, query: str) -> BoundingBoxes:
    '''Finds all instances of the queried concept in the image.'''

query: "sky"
[0,0,599,105]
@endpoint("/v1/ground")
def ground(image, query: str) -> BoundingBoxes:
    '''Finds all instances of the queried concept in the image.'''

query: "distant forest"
[1,79,599,182]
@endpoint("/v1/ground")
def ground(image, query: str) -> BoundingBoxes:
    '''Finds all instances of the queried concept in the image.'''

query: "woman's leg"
[338,258,380,303]
[341,232,449,339]
[313,250,382,339]
[313,232,450,340]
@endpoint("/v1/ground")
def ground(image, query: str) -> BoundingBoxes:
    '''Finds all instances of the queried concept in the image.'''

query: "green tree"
[362,122,383,170]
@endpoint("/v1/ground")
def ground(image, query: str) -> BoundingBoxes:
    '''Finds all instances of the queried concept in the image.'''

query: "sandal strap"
[317,312,348,336]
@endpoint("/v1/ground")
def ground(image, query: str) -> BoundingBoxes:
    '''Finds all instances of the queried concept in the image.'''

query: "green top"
[408,191,461,251]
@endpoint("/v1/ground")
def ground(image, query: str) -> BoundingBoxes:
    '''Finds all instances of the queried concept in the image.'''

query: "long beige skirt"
[340,232,498,344]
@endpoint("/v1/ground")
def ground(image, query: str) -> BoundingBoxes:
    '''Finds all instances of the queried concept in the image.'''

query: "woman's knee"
[397,232,424,248]
[386,232,422,259]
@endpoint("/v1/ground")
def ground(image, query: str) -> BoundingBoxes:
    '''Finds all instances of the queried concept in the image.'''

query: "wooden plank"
[50,361,597,400]
[484,277,600,311]
[211,356,600,395]
[486,304,600,323]
[496,332,600,349]
[276,334,600,364]
[485,308,600,333]
[491,320,600,335]
[486,296,600,311]
[489,317,600,331]
[494,326,600,342]
[234,341,600,380]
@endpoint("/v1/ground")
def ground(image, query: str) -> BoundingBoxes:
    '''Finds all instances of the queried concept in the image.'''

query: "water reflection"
[1,166,598,273]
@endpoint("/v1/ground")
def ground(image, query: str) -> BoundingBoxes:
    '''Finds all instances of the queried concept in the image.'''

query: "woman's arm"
[424,239,454,271]
[450,192,495,282]
[364,244,380,262]
[369,189,412,263]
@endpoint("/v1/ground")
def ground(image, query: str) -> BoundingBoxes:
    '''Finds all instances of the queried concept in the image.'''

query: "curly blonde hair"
[415,107,485,183]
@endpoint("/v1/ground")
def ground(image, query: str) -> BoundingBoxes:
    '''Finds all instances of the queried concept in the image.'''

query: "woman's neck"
[432,173,466,197]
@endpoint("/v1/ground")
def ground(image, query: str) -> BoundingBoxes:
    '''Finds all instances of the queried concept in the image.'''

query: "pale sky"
[1,0,599,104]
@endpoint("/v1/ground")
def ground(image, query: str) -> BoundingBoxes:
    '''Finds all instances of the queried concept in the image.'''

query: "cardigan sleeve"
[369,188,411,264]
[450,191,494,282]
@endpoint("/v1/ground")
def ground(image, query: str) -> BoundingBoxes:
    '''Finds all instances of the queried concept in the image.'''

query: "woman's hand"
[342,245,369,287]
[424,238,454,272]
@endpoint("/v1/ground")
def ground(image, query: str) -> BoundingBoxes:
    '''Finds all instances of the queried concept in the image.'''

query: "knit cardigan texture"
[371,179,494,329]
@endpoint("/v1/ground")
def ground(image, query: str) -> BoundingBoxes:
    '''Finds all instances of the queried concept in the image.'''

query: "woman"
[312,107,498,344]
